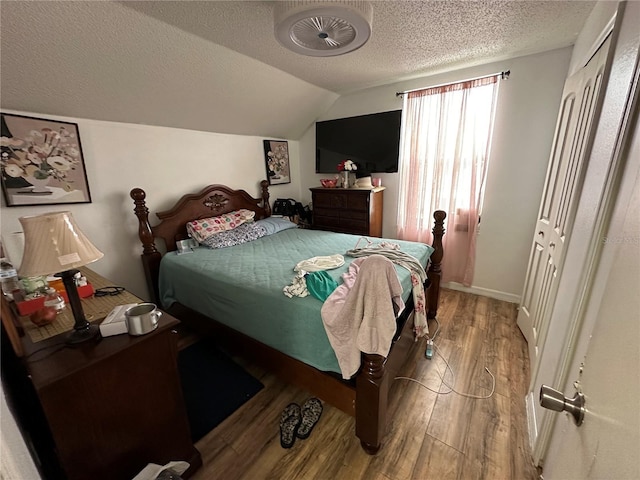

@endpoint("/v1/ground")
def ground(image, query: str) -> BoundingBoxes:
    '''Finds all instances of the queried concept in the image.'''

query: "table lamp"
[18,211,104,344]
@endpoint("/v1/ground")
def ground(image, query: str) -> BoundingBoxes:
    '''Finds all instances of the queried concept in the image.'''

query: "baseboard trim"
[442,282,521,304]
[526,391,538,452]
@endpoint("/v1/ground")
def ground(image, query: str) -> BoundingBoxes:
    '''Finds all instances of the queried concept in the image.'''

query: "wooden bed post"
[130,188,163,305]
[356,353,387,454]
[427,210,446,319]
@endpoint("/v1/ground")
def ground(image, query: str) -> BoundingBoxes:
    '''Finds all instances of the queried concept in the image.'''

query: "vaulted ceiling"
[1,1,595,140]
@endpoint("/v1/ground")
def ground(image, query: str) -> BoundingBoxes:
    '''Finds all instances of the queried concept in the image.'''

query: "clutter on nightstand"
[20,275,48,295]
[99,303,138,337]
[43,287,65,313]
[14,283,95,316]
[13,283,93,315]
[0,258,20,299]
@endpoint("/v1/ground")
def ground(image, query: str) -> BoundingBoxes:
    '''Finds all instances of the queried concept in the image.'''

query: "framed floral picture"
[263,139,291,185]
[1,113,92,207]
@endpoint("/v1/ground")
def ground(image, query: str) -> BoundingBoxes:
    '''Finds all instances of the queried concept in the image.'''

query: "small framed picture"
[263,140,291,185]
[1,113,92,207]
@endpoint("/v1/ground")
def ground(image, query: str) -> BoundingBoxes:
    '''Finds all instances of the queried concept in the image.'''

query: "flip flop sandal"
[296,398,323,439]
[280,403,302,449]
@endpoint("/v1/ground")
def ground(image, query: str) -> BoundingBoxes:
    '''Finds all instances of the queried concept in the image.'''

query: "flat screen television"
[315,110,402,174]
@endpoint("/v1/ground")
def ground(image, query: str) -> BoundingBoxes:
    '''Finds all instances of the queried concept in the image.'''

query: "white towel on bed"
[294,254,345,272]
[321,255,404,379]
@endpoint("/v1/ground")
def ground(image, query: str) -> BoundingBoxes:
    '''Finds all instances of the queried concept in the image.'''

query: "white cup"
[125,303,162,336]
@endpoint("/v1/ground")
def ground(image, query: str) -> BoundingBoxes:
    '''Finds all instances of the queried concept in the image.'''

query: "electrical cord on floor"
[395,374,453,395]
[431,341,496,399]
[395,333,496,399]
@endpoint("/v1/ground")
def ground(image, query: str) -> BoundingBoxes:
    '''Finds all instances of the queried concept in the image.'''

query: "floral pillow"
[201,222,267,249]
[186,209,255,244]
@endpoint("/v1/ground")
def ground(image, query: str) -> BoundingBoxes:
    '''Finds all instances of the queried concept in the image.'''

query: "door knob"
[539,384,585,426]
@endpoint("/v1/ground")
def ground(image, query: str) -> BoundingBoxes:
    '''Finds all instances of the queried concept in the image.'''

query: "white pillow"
[255,217,298,235]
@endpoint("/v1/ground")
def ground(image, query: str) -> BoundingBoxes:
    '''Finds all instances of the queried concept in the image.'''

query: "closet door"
[516,36,612,370]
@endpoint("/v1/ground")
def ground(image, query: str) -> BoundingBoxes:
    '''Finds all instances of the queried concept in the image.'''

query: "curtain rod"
[395,70,510,97]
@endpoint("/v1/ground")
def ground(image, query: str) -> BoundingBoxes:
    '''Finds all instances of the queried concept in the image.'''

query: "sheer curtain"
[397,75,500,286]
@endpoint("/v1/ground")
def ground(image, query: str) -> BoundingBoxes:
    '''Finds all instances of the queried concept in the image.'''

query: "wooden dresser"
[310,187,385,237]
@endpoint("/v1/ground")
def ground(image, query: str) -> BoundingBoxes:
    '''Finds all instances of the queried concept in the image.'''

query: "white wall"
[299,47,573,301]
[0,111,302,299]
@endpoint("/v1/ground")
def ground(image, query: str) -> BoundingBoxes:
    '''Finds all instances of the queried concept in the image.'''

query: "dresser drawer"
[313,215,343,230]
[341,210,369,221]
[313,192,347,209]
[314,207,340,218]
[346,194,369,211]
[341,220,369,234]
[310,187,384,237]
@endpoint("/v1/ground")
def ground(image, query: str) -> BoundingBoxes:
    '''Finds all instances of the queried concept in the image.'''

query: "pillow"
[186,209,255,243]
[255,217,298,235]
[201,222,267,249]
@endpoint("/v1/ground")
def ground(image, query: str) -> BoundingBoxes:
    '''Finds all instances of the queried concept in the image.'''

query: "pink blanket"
[321,255,405,379]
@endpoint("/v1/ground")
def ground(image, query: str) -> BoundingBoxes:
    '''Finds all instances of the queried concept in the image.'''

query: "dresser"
[0,269,201,480]
[310,187,385,237]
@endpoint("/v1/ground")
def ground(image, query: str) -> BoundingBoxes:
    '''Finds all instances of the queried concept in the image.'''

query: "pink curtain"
[397,75,500,286]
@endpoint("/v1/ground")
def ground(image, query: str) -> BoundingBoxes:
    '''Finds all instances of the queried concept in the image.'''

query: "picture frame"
[1,113,92,207]
[263,139,291,185]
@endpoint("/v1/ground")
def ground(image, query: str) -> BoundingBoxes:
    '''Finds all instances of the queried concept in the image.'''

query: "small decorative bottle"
[0,259,20,300]
[43,287,65,314]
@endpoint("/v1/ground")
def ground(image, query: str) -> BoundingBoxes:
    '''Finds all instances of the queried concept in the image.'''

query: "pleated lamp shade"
[18,211,103,278]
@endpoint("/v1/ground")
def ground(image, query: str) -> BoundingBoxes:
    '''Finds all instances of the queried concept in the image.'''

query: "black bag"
[273,198,298,217]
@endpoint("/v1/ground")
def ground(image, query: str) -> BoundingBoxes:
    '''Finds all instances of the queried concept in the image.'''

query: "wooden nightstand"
[0,269,202,480]
[310,187,385,237]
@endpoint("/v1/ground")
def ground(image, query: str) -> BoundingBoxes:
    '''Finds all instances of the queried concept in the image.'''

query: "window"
[397,74,501,286]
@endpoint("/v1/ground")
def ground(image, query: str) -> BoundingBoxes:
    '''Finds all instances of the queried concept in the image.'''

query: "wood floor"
[190,289,539,480]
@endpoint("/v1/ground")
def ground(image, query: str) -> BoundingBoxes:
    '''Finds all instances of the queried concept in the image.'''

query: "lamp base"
[66,323,100,345]
[59,269,101,345]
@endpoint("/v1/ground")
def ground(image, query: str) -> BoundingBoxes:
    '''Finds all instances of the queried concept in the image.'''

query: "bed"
[130,180,446,454]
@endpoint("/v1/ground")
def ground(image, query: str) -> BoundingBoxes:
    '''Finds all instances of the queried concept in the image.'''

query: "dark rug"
[177,339,264,442]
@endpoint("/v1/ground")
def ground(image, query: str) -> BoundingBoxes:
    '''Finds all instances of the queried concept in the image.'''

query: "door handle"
[549,242,556,249]
[539,384,585,426]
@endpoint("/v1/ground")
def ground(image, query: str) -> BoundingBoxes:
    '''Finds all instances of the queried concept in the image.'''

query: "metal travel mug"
[124,303,162,335]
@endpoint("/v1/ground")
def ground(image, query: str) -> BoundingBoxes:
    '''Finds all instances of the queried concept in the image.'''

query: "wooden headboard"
[130,180,271,302]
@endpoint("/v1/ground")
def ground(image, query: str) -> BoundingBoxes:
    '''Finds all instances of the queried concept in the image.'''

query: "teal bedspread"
[159,228,434,374]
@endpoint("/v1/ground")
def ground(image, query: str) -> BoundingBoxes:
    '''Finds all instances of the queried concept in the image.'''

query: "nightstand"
[0,269,202,480]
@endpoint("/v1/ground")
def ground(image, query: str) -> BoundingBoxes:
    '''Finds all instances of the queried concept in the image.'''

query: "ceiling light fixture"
[274,1,373,57]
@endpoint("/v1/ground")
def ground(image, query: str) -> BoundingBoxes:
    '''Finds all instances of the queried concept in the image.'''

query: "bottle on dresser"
[0,258,20,300]
[43,287,66,313]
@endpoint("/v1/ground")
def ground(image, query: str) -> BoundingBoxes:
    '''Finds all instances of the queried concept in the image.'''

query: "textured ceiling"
[1,1,595,139]
[122,0,595,93]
